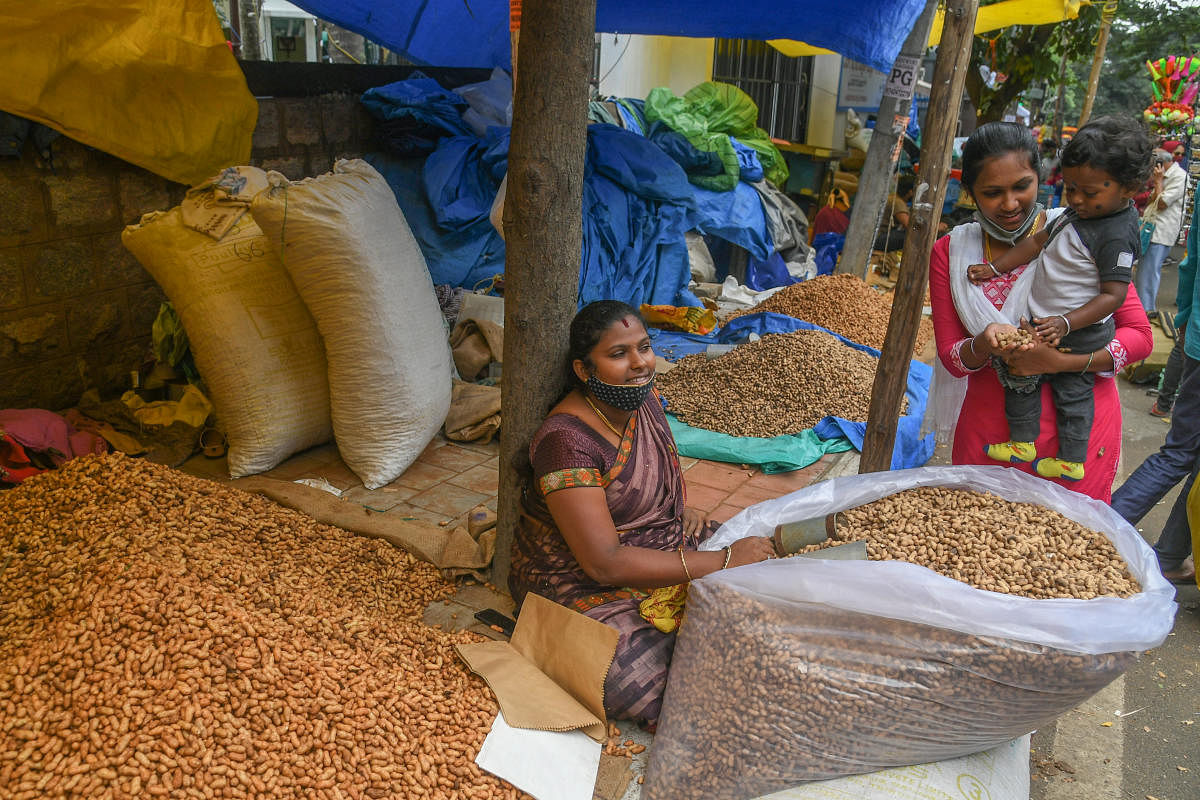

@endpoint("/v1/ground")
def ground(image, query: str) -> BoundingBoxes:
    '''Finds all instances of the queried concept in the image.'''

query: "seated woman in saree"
[508,300,775,725]
[927,122,1153,502]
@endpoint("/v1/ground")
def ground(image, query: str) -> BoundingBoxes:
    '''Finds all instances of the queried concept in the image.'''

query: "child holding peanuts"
[967,116,1153,481]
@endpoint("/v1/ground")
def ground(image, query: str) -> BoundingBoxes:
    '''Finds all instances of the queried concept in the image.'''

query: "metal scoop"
[773,512,868,561]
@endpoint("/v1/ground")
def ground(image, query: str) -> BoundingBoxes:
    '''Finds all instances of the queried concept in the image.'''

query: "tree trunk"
[1052,35,1069,143]
[237,0,262,61]
[1077,1,1116,127]
[859,0,981,473]
[492,0,595,590]
[838,0,940,279]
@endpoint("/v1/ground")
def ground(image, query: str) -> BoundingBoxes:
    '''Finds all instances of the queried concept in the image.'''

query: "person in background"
[1164,138,1186,167]
[810,188,851,241]
[1138,147,1188,319]
[873,175,916,253]
[1111,193,1200,585]
[1133,174,1157,215]
[1151,331,1187,417]
[1040,137,1061,208]
[926,122,1153,502]
[507,301,775,725]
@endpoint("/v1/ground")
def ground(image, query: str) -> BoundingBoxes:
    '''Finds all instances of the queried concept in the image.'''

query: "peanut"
[722,273,933,354]
[0,453,531,800]
[641,486,1141,800]
[658,330,907,436]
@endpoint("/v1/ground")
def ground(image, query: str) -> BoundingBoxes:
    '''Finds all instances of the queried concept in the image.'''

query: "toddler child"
[967,116,1153,481]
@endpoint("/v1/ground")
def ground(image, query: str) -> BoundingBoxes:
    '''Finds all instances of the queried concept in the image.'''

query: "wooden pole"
[838,0,940,279]
[1077,0,1117,128]
[492,0,595,589]
[859,0,981,473]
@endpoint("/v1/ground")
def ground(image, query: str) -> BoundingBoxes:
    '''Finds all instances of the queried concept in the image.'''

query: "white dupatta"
[920,211,1062,445]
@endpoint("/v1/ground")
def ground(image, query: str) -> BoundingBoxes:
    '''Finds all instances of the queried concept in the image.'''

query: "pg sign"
[883,55,921,101]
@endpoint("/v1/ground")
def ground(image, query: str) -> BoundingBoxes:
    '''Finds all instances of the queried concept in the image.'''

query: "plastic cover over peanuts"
[642,465,1177,800]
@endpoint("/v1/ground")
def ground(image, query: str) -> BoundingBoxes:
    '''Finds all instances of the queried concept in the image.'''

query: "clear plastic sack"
[643,465,1176,800]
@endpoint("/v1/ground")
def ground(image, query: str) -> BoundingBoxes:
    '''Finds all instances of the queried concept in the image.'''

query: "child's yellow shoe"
[985,441,1037,463]
[1034,457,1084,481]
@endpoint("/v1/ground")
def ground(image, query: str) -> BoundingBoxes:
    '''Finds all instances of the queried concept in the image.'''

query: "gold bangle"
[721,546,733,570]
[1081,350,1095,375]
[679,547,693,582]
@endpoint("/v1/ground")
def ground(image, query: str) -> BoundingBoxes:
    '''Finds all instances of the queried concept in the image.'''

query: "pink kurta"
[928,233,1154,502]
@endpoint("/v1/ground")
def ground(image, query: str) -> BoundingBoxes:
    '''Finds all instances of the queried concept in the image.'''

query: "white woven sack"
[250,159,452,489]
[122,211,332,477]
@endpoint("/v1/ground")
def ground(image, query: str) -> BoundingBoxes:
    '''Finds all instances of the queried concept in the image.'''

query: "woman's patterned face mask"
[586,374,655,411]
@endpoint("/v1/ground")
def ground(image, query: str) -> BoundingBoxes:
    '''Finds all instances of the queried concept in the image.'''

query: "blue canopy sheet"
[361,75,475,157]
[650,313,934,471]
[688,182,772,261]
[582,124,700,308]
[289,0,927,76]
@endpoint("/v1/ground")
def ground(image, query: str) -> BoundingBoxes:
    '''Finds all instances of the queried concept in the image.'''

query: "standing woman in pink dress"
[926,122,1153,501]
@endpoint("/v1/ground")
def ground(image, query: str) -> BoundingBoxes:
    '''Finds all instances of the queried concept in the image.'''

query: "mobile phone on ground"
[474,608,516,637]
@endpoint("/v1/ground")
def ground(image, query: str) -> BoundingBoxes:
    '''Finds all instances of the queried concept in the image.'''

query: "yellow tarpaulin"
[0,0,257,186]
[769,0,1085,61]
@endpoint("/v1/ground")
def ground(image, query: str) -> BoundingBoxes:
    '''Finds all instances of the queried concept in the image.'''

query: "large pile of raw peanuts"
[722,273,934,354]
[0,453,530,800]
[807,486,1140,599]
[658,329,905,436]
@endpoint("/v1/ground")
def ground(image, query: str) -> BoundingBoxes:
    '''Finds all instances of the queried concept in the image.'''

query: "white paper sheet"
[475,712,603,800]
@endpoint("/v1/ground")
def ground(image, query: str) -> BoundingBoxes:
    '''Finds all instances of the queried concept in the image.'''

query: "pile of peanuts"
[0,453,529,800]
[658,330,905,437]
[801,486,1141,599]
[643,576,1135,799]
[994,327,1035,348]
[722,273,933,354]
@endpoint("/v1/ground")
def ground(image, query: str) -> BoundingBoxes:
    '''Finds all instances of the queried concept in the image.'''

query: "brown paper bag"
[456,592,619,741]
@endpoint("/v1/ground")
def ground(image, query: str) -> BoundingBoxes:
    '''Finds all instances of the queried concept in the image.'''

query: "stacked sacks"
[123,161,452,488]
[252,159,452,489]
[122,167,333,478]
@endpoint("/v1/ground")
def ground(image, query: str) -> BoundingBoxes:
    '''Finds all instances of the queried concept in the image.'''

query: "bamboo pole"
[1077,0,1118,128]
[859,0,981,473]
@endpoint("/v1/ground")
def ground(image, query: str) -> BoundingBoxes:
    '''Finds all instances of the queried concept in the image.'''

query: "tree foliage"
[962,0,1200,126]
[964,1,1103,124]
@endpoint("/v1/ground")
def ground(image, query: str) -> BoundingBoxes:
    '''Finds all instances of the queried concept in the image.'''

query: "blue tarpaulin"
[581,124,701,308]
[367,151,506,290]
[289,0,926,76]
[368,119,722,305]
[649,313,934,470]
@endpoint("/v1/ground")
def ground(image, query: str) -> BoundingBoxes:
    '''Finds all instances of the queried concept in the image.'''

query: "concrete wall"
[807,54,846,152]
[0,90,376,412]
[596,35,714,100]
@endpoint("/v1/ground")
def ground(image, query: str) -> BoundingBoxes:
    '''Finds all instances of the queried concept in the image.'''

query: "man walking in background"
[1138,147,1187,319]
[1112,192,1200,584]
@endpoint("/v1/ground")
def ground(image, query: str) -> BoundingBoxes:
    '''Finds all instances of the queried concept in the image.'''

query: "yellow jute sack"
[0,1,256,185]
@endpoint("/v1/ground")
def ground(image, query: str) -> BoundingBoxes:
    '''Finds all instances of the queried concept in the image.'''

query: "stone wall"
[0,91,376,411]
